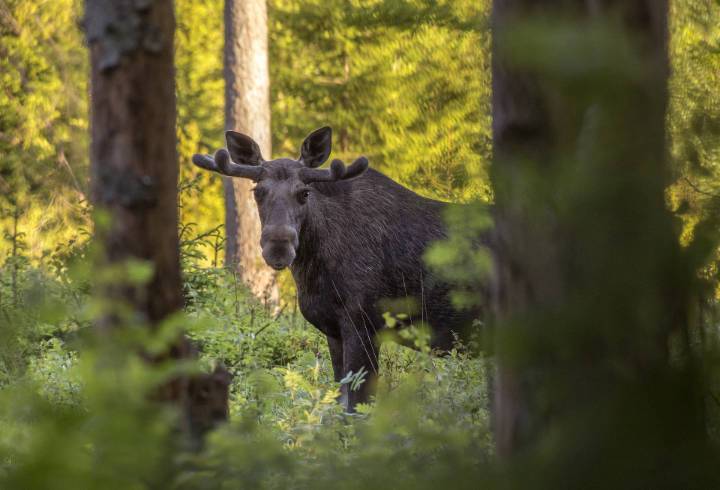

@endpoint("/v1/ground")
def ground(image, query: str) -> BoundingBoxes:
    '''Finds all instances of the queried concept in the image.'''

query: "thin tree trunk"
[85,0,228,448]
[224,0,277,305]
[490,0,698,468]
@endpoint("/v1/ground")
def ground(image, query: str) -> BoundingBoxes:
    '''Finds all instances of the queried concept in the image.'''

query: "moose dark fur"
[193,127,479,410]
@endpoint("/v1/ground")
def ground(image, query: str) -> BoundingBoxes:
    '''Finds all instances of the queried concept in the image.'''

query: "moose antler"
[299,157,369,184]
[192,149,266,181]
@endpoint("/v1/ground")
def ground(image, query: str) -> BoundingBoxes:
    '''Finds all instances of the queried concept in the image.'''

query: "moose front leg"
[326,334,348,409]
[327,334,344,381]
[341,321,380,412]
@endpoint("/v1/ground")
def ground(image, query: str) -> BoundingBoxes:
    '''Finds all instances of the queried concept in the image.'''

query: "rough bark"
[87,0,182,322]
[224,0,277,304]
[86,0,228,447]
[491,0,676,459]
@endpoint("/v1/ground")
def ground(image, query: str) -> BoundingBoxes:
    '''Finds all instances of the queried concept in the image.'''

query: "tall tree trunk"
[85,0,228,448]
[491,0,705,480]
[224,0,277,304]
[86,0,183,324]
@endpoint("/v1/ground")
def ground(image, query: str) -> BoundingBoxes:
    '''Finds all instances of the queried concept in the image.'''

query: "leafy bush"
[0,233,491,489]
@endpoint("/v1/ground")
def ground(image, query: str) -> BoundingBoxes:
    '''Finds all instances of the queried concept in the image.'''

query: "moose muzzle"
[260,225,299,270]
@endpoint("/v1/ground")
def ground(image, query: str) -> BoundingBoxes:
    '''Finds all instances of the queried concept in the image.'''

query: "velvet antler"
[299,157,369,184]
[191,148,265,181]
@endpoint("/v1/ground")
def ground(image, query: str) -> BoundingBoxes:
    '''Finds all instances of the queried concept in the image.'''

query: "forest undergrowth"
[0,225,492,489]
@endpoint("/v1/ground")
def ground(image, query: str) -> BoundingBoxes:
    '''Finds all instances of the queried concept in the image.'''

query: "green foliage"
[0,238,492,488]
[0,0,89,257]
[425,203,493,309]
[670,0,720,197]
[175,0,226,266]
[270,0,492,202]
[668,0,720,299]
[186,341,492,490]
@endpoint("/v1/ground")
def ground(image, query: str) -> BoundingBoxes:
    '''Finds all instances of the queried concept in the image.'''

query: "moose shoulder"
[193,127,481,410]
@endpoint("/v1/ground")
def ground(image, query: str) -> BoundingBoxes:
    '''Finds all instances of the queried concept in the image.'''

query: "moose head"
[192,127,369,270]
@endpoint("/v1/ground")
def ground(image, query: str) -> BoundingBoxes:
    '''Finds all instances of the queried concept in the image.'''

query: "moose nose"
[260,225,298,270]
[271,260,288,270]
[262,243,296,270]
[261,225,298,248]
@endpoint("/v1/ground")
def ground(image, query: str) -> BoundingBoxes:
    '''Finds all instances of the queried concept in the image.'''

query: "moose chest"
[292,265,346,338]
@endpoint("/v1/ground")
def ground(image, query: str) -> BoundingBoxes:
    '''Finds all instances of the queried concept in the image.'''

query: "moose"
[193,127,481,410]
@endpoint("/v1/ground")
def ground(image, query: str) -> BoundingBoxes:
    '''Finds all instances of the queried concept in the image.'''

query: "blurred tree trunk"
[85,0,228,448]
[224,0,277,305]
[491,0,704,473]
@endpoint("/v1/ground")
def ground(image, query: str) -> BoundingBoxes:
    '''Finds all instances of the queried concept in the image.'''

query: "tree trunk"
[491,0,704,477]
[224,0,277,304]
[86,0,182,323]
[85,0,228,448]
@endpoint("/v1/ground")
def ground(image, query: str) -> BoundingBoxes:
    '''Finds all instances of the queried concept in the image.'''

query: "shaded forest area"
[1,0,720,488]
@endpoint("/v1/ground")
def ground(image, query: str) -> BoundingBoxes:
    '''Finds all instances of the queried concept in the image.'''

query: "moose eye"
[297,189,310,204]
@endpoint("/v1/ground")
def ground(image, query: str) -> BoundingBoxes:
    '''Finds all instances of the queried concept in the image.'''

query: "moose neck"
[291,180,351,279]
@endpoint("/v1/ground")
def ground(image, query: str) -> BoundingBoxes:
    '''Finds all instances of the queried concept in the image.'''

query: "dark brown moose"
[193,127,480,410]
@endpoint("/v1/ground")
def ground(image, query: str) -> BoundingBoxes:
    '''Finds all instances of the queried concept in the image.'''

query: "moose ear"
[300,126,332,168]
[225,131,264,166]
